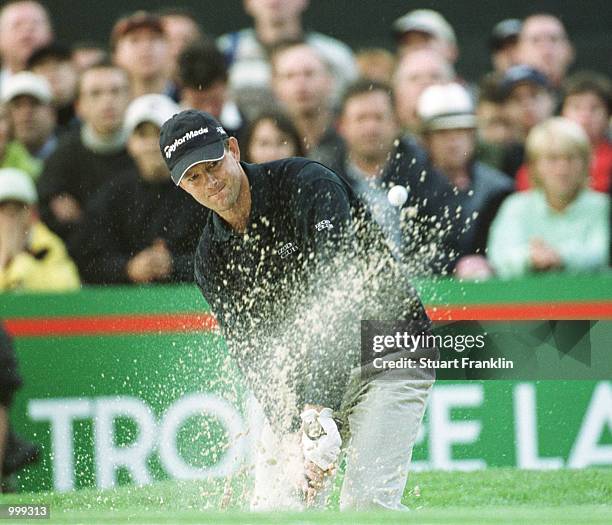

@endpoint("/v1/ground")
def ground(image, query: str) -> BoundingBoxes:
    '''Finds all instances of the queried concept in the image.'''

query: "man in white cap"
[0,167,79,290]
[0,71,57,160]
[72,94,208,284]
[392,9,458,64]
[417,82,514,278]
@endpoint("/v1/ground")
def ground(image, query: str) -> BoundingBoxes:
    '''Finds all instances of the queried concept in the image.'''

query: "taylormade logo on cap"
[160,110,229,185]
[164,127,209,159]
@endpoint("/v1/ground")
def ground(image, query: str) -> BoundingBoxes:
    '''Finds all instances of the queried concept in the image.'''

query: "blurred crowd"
[0,0,610,292]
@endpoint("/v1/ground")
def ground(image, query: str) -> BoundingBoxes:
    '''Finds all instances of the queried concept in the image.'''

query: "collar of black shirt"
[210,161,275,243]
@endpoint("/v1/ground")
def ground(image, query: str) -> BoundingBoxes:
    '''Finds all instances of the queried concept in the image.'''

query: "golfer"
[159,110,437,511]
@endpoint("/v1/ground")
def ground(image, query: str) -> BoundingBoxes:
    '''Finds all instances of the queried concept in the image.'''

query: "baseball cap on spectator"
[110,11,164,51]
[1,72,52,104]
[500,64,550,99]
[418,82,476,132]
[489,19,522,52]
[0,168,38,204]
[392,9,456,46]
[159,110,229,185]
[124,93,180,135]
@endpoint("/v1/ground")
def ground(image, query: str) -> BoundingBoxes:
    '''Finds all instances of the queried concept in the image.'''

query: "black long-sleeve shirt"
[194,158,434,431]
[73,173,209,284]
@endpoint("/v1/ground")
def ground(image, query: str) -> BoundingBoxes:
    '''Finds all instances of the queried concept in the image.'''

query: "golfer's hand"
[300,406,341,505]
[303,460,336,506]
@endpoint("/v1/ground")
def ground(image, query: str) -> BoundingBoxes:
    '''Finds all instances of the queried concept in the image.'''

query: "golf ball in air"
[387,185,408,207]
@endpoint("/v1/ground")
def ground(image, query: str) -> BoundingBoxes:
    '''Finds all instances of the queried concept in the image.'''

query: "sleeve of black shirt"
[293,163,353,264]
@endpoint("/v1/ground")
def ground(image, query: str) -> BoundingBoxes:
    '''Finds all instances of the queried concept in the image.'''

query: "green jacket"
[1,141,43,180]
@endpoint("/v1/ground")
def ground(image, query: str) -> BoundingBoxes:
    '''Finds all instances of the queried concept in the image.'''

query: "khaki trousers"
[250,374,433,511]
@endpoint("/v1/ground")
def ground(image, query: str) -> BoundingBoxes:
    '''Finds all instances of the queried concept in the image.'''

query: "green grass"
[1,468,610,524]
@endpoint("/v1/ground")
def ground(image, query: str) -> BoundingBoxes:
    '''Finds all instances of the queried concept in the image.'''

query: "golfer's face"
[179,137,243,212]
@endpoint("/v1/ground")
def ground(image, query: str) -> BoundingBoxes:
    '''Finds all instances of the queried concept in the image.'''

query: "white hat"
[393,9,457,45]
[417,82,476,132]
[0,168,38,204]
[1,72,52,104]
[124,94,181,135]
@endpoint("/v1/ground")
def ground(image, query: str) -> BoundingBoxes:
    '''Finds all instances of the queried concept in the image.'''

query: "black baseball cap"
[500,65,550,99]
[159,109,228,185]
[489,19,522,52]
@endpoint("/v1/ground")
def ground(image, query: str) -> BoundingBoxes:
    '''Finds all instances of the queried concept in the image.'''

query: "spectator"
[0,72,57,161]
[242,110,304,163]
[355,48,396,84]
[516,13,574,90]
[488,117,609,278]
[516,70,612,194]
[157,7,205,81]
[0,324,13,487]
[0,324,18,484]
[392,9,458,64]
[501,65,555,143]
[477,75,517,149]
[26,43,79,131]
[73,95,208,284]
[336,79,443,270]
[501,64,562,187]
[0,323,37,493]
[270,41,345,169]
[178,42,244,137]
[418,82,514,277]
[561,71,612,193]
[476,73,524,174]
[217,0,357,114]
[37,62,133,242]
[0,168,80,291]
[489,19,522,74]
[393,48,455,135]
[111,11,175,100]
[71,41,107,73]
[0,103,41,179]
[0,1,53,89]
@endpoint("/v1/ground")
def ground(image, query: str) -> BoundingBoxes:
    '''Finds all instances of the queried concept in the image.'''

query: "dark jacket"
[457,161,515,257]
[73,173,208,284]
[307,125,347,174]
[432,161,514,270]
[0,324,22,408]
[37,129,135,242]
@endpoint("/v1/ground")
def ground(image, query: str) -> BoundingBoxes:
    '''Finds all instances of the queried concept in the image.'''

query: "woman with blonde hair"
[487,117,609,278]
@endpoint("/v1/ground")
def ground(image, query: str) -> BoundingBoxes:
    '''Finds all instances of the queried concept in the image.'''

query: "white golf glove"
[300,407,341,471]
